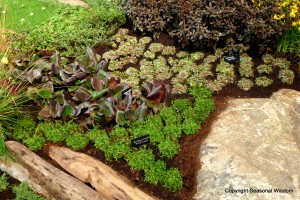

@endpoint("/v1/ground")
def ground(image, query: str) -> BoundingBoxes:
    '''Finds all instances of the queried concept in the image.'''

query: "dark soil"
[1,31,299,200]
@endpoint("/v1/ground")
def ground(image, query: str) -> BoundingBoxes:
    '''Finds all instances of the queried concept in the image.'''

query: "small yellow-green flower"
[1,57,9,65]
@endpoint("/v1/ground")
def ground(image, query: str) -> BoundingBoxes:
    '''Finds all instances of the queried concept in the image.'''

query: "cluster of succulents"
[215,61,236,86]
[239,54,254,78]
[100,29,296,94]
[236,53,295,90]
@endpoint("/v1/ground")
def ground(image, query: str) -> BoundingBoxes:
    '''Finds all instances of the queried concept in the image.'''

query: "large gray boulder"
[195,89,300,200]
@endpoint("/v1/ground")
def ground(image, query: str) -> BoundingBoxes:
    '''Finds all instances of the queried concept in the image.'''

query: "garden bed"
[0,0,299,199]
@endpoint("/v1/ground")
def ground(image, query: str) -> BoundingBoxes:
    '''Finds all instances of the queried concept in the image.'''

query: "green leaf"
[90,89,108,101]
[68,86,79,92]
[62,105,76,117]
[37,90,53,99]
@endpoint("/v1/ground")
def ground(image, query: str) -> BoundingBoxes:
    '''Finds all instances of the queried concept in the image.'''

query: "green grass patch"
[8,0,126,57]
[0,0,59,31]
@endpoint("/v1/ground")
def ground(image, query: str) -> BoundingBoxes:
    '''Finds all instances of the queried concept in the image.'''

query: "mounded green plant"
[158,140,180,159]
[86,128,107,143]
[163,168,183,192]
[12,182,46,200]
[125,148,156,171]
[144,160,167,185]
[94,130,113,159]
[23,135,45,151]
[66,133,89,151]
[182,118,200,135]
[171,99,192,114]
[36,121,79,143]
[193,98,215,123]
[11,116,36,140]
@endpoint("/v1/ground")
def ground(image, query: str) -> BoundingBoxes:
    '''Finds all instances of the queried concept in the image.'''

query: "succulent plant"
[117,42,135,56]
[125,67,140,78]
[255,76,273,87]
[237,78,254,91]
[272,58,290,69]
[118,28,130,35]
[216,61,235,84]
[167,57,179,67]
[112,33,126,43]
[153,56,167,68]
[102,50,120,60]
[190,52,205,61]
[206,80,223,93]
[133,43,146,57]
[278,69,294,85]
[214,49,224,58]
[171,77,182,85]
[199,70,214,79]
[178,70,190,81]
[144,50,156,60]
[176,51,189,58]
[171,83,188,94]
[239,60,254,78]
[188,74,205,87]
[262,54,275,64]
[148,43,165,53]
[125,35,138,45]
[203,55,218,63]
[108,60,123,71]
[139,37,152,45]
[257,64,273,74]
[162,46,177,55]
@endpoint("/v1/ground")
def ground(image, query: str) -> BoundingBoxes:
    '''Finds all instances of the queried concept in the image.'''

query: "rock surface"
[0,141,103,200]
[58,0,89,7]
[195,89,300,200]
[49,146,157,200]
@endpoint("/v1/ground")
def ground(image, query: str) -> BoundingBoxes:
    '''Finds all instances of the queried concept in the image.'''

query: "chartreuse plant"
[12,182,46,200]
[163,168,183,192]
[66,132,89,151]
[144,160,167,185]
[23,135,45,151]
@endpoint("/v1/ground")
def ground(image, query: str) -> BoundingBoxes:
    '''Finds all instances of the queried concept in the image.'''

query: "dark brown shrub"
[122,0,290,53]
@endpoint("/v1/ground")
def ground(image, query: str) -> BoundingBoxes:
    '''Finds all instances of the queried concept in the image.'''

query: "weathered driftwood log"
[49,146,158,200]
[0,141,104,200]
